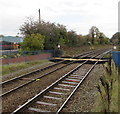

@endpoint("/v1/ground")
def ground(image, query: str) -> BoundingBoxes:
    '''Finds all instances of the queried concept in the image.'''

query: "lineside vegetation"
[92,61,118,112]
[20,18,115,51]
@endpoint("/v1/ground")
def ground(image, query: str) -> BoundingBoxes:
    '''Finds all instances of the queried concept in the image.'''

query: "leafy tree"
[20,18,111,50]
[89,26,110,45]
[98,32,107,44]
[89,26,100,44]
[65,31,78,46]
[22,33,45,51]
[82,35,93,45]
[20,19,67,50]
[0,35,4,37]
[111,32,120,45]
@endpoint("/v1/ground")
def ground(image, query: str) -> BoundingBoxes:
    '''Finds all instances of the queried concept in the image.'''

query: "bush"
[2,55,7,59]
[94,61,118,112]
[21,33,45,51]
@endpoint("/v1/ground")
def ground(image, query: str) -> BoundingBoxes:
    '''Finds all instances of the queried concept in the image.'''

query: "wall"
[0,53,52,65]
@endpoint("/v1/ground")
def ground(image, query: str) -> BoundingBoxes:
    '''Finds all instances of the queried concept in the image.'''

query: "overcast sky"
[0,0,119,38]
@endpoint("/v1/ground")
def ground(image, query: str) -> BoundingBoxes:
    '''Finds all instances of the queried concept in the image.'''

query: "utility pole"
[38,9,41,23]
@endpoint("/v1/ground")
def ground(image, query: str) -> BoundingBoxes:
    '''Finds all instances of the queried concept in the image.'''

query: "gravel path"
[62,64,105,112]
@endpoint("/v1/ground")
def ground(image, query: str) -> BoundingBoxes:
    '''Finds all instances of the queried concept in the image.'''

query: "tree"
[89,26,110,45]
[0,35,4,37]
[21,33,45,51]
[99,32,106,44]
[111,32,120,45]
[65,31,78,46]
[89,26,100,44]
[20,18,67,50]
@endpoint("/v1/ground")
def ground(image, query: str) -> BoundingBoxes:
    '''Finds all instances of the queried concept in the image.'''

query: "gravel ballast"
[2,63,79,113]
[62,64,105,112]
[2,63,105,113]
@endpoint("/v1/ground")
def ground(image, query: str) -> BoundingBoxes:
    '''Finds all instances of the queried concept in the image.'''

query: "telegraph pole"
[38,9,41,23]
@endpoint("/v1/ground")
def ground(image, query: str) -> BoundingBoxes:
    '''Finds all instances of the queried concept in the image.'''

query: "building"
[0,36,23,50]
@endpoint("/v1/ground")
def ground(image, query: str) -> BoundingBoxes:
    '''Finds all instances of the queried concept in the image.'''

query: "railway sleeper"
[65,78,80,82]
[29,107,51,113]
[49,91,65,95]
[43,95,62,100]
[62,81,78,85]
[54,87,70,91]
[58,84,76,88]
[68,76,84,80]
[36,101,57,106]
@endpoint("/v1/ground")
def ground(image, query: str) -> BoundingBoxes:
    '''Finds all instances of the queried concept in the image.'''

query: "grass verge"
[2,60,49,75]
[92,61,118,112]
[62,45,112,56]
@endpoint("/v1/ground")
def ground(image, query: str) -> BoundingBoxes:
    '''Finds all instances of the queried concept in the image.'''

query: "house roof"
[0,36,23,43]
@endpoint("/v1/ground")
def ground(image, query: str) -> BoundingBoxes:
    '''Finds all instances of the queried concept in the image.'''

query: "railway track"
[10,49,112,113]
[1,50,97,97]
[1,50,94,84]
[2,50,96,84]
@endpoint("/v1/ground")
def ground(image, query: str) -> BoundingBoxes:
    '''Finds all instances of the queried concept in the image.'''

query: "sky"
[0,0,119,38]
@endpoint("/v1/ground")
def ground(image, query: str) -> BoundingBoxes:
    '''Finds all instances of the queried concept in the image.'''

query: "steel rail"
[56,49,112,114]
[11,49,112,114]
[1,50,95,85]
[1,50,98,97]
